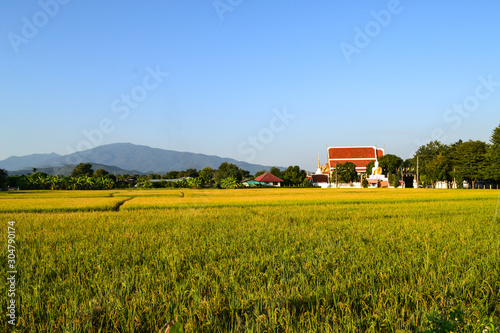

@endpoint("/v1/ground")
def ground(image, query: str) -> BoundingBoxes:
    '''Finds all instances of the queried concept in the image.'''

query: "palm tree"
[49,177,59,190]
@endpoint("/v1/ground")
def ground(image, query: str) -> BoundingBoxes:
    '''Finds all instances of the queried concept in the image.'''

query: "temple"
[311,156,329,184]
[310,146,387,188]
[327,146,384,174]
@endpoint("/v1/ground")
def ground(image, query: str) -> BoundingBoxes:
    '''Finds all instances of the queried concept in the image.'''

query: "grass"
[0,188,499,332]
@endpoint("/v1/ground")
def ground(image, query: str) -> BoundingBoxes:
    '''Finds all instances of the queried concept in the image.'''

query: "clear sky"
[1,1,499,171]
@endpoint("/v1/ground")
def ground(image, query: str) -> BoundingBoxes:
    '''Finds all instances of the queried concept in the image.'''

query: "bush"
[220,176,240,189]
[302,178,312,188]
[389,174,401,188]
[136,179,153,189]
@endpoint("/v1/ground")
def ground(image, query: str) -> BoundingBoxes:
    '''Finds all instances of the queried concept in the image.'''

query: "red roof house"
[254,172,284,187]
[327,146,384,173]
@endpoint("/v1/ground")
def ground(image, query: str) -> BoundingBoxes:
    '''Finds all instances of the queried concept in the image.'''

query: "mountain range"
[0,143,283,176]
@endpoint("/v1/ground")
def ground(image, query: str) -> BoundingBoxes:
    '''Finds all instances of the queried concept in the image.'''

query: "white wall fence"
[313,180,499,189]
[433,181,499,189]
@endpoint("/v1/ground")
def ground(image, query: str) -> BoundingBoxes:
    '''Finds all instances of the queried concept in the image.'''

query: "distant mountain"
[0,152,62,171]
[0,143,283,175]
[6,163,143,177]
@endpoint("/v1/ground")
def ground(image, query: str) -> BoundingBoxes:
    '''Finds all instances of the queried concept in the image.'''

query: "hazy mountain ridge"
[0,152,62,171]
[6,164,143,177]
[0,143,282,175]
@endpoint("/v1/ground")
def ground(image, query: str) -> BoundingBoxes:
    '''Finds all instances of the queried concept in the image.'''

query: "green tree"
[254,170,266,178]
[185,168,199,178]
[270,167,283,179]
[302,177,313,188]
[216,163,249,183]
[187,177,203,188]
[49,176,61,190]
[335,162,357,183]
[402,158,416,172]
[105,174,116,182]
[427,152,453,186]
[414,141,448,187]
[378,154,403,176]
[0,169,8,188]
[7,175,21,188]
[136,179,153,189]
[220,176,241,189]
[199,167,215,185]
[164,171,179,179]
[282,166,306,186]
[450,140,487,188]
[485,123,500,181]
[389,173,401,188]
[94,169,109,177]
[71,163,94,177]
[366,161,375,176]
[28,172,51,190]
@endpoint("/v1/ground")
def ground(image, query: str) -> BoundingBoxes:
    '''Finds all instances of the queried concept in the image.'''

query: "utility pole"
[416,155,419,188]
[335,162,338,188]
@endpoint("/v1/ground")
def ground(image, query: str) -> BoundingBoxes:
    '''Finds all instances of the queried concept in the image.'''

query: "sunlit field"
[1,188,499,332]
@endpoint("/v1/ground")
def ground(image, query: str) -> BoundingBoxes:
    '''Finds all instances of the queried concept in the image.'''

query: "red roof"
[335,159,372,168]
[254,172,284,183]
[328,147,384,160]
[328,146,384,172]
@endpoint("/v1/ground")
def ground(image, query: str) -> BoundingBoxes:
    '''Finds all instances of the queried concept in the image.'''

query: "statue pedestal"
[367,174,389,188]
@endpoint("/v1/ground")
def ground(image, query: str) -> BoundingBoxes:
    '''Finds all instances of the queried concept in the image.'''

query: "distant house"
[242,179,265,187]
[253,172,284,187]
[115,177,137,187]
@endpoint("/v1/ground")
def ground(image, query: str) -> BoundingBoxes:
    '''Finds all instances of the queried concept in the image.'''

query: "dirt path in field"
[109,192,134,212]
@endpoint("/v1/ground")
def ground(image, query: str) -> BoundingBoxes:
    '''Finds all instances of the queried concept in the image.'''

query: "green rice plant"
[0,196,130,213]
[0,189,499,332]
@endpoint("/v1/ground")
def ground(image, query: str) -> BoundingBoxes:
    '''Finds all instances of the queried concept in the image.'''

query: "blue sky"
[1,1,499,171]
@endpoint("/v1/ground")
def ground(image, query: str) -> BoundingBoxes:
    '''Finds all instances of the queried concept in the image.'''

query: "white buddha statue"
[371,159,383,176]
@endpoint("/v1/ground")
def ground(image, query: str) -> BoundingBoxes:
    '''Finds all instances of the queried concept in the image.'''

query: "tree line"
[0,162,310,190]
[331,123,500,188]
[3,123,497,190]
[138,163,309,189]
[395,123,499,188]
[410,125,499,188]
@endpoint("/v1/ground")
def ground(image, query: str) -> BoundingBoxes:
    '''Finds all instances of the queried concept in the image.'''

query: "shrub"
[302,178,312,188]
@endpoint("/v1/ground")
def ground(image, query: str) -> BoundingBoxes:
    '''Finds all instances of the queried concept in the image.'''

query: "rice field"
[0,188,499,332]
